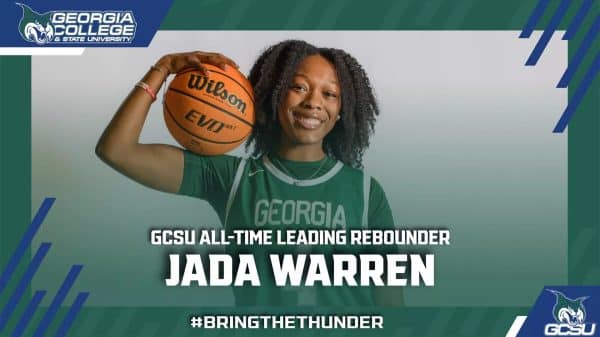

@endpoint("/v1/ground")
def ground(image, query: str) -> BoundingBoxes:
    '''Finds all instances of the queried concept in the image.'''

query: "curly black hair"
[245,40,379,168]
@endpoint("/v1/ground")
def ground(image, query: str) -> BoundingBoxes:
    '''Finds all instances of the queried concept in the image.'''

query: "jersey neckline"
[262,155,344,186]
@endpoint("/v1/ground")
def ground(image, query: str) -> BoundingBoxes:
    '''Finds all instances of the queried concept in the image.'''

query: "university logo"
[513,286,600,337]
[16,3,53,44]
[16,3,137,45]
[544,289,596,336]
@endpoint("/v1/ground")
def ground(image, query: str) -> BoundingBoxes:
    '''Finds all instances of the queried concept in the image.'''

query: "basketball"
[163,64,254,155]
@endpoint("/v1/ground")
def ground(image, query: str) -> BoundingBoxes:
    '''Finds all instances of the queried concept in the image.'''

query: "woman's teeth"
[295,115,322,129]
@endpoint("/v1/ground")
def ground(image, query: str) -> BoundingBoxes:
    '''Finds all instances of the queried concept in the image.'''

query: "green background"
[1,0,599,336]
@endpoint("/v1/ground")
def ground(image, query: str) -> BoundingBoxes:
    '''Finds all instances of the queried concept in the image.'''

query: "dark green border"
[1,1,598,336]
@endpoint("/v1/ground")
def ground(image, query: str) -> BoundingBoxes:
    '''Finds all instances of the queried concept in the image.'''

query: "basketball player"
[96,40,402,306]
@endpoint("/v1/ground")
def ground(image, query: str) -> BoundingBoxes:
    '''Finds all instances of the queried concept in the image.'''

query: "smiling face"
[277,54,341,155]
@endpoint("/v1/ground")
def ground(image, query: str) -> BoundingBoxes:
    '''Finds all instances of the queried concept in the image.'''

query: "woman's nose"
[301,91,322,110]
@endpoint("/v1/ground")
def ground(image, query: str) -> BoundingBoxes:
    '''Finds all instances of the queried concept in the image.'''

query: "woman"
[96,39,401,306]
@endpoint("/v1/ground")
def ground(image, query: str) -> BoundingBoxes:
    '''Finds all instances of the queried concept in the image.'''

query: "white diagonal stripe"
[505,316,527,337]
[0,48,85,55]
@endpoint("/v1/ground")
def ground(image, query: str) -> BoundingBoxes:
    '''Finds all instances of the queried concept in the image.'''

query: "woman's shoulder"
[183,150,266,167]
[338,163,387,194]
[183,151,264,180]
[337,162,375,180]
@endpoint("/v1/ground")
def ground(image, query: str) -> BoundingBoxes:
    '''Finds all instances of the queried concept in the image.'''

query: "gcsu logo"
[16,3,136,45]
[544,289,596,336]
[17,3,53,44]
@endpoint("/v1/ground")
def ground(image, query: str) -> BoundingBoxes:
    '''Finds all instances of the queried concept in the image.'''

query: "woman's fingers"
[187,54,210,75]
[212,53,239,68]
[158,51,239,75]
[198,52,239,69]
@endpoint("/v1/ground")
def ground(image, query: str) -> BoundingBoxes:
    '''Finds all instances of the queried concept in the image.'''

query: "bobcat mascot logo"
[16,3,54,44]
[548,289,589,326]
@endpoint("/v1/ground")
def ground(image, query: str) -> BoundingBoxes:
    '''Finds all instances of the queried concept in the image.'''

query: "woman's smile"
[292,110,327,130]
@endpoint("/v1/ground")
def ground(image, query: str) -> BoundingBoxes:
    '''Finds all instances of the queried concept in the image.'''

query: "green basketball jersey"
[178,150,395,306]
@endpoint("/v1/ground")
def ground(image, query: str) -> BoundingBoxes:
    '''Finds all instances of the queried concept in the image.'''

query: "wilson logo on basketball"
[164,64,254,155]
[184,110,234,133]
[187,74,248,115]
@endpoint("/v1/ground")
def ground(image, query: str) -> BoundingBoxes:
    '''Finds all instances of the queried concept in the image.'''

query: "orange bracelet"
[135,81,157,101]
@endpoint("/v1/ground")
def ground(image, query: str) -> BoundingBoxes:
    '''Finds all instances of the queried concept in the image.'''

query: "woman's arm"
[95,51,238,193]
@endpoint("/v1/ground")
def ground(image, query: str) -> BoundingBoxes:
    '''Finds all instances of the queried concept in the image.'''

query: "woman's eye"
[324,91,338,98]
[291,84,306,92]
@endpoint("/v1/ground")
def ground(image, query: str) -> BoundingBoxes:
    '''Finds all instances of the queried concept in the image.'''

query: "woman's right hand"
[95,50,240,194]
[155,51,239,76]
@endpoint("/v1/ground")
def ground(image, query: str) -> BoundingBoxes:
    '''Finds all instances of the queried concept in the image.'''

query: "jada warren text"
[165,254,434,287]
